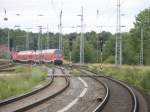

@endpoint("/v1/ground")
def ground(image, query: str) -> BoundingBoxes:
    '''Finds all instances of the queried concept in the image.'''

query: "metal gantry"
[115,0,122,65]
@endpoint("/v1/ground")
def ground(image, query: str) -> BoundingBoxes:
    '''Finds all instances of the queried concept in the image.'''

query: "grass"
[0,65,48,100]
[70,69,81,76]
[83,64,150,94]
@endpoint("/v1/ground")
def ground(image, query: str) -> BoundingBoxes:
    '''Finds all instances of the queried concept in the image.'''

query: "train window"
[55,53,62,58]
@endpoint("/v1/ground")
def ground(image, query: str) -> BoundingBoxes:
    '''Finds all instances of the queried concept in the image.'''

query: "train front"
[54,49,63,65]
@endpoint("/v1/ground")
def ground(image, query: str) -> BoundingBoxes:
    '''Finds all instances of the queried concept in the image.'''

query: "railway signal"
[4,9,8,21]
[69,36,73,51]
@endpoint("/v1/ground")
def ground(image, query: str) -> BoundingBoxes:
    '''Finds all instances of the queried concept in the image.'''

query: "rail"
[82,69,138,112]
[0,67,54,106]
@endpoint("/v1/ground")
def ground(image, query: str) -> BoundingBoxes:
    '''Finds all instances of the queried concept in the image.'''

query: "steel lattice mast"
[47,25,49,49]
[59,10,63,50]
[26,32,29,50]
[140,27,144,65]
[79,6,84,64]
[115,0,122,65]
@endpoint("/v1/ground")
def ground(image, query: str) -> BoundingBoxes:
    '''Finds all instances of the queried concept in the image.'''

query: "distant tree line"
[0,8,149,65]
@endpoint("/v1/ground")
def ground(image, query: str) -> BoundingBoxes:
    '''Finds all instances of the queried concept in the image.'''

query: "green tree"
[129,8,150,65]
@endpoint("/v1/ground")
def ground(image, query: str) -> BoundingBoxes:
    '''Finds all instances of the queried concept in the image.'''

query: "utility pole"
[26,32,29,50]
[69,37,72,66]
[96,9,99,63]
[4,9,10,62]
[115,0,122,65]
[38,26,42,64]
[140,26,144,65]
[78,6,84,64]
[59,10,63,50]
[100,38,103,70]
[38,26,42,51]
[47,25,49,49]
[7,31,10,62]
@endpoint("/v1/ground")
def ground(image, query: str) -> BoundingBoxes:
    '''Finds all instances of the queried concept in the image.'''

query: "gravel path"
[67,77,106,112]
[26,77,83,112]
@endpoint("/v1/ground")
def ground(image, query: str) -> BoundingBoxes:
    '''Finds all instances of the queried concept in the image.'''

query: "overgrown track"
[0,67,70,112]
[0,64,15,72]
[80,69,138,112]
[0,68,54,106]
[0,61,10,66]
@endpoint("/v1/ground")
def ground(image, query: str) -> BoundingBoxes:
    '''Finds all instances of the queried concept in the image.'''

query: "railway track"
[0,67,70,112]
[0,64,15,72]
[79,69,139,112]
[0,64,14,69]
[68,69,109,112]
[0,65,147,112]
[43,66,138,112]
[25,67,107,112]
[0,61,10,66]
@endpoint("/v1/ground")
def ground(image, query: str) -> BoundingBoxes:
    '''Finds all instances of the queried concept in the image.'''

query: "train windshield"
[55,53,62,58]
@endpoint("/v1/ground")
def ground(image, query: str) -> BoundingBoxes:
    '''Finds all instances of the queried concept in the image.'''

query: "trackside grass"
[70,69,81,76]
[0,65,48,100]
[82,64,150,94]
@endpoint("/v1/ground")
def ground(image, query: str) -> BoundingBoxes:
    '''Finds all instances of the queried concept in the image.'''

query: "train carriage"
[12,49,63,65]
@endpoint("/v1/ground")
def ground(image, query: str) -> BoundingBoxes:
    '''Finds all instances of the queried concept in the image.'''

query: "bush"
[140,70,150,93]
[104,56,115,64]
[85,65,150,94]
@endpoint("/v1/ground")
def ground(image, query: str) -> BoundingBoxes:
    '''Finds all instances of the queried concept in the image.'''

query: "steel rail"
[79,69,110,112]
[0,68,54,106]
[82,69,138,112]
[0,68,15,72]
[13,67,70,112]
[0,64,14,70]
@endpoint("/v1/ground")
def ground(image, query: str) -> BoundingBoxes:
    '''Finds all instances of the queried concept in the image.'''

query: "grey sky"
[0,0,149,33]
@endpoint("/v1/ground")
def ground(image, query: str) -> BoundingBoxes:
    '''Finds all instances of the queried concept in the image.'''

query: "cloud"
[0,0,148,33]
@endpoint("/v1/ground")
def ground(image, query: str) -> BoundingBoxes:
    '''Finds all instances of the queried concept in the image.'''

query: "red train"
[11,49,63,65]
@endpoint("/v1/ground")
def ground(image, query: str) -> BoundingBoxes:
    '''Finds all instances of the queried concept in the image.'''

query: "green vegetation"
[70,69,81,76]
[0,65,48,100]
[0,8,150,65]
[83,64,150,94]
